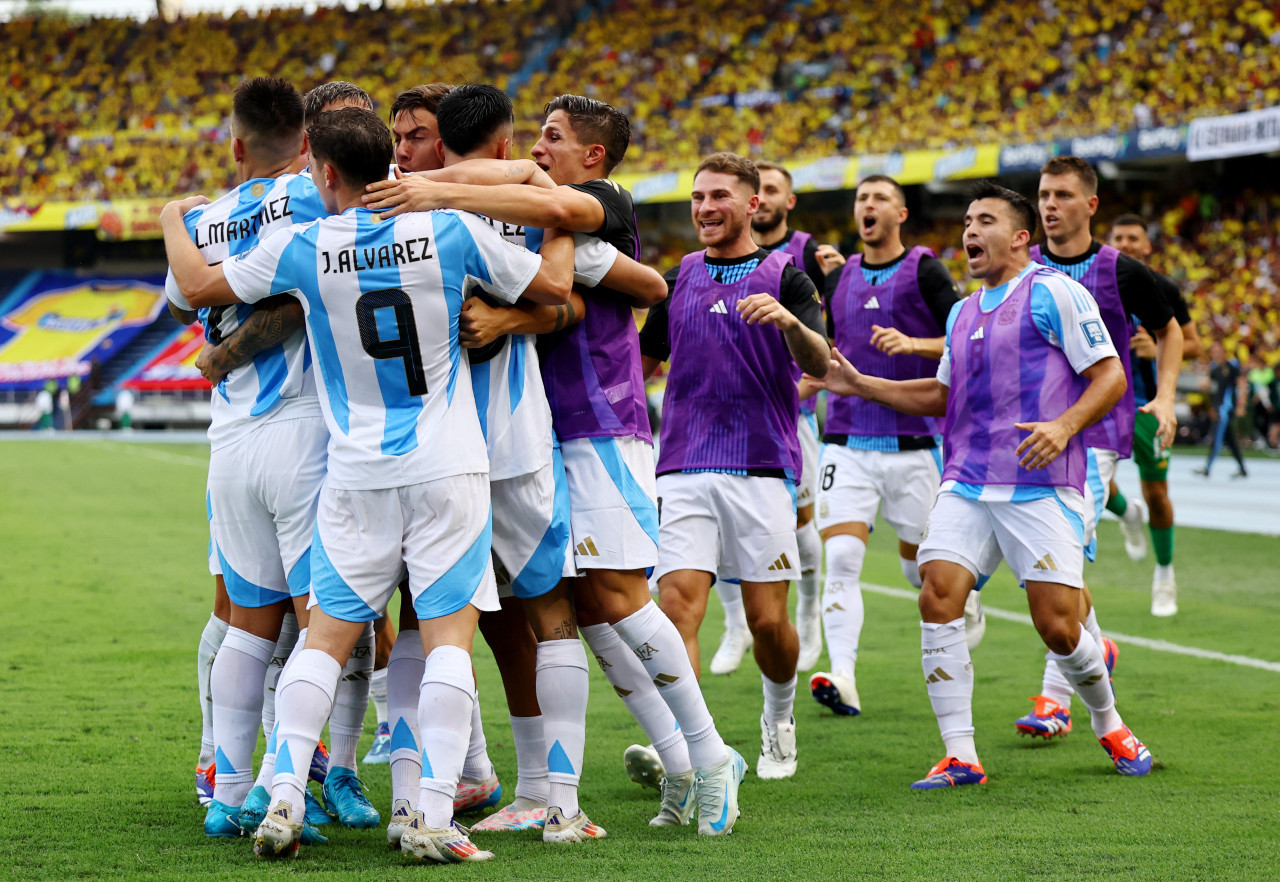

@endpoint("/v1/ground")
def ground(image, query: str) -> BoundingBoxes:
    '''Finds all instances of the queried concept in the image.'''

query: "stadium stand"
[2,0,1278,201]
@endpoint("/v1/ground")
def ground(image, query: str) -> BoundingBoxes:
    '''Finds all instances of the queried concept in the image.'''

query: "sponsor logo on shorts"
[575,537,601,557]
[766,553,793,572]
[1032,554,1060,572]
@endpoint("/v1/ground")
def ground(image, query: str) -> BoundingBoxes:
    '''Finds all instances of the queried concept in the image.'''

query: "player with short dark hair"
[805,173,963,718]
[301,80,373,122]
[807,180,1153,788]
[1106,215,1202,615]
[390,83,455,172]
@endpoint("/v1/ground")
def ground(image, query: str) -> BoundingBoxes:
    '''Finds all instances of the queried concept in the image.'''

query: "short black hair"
[856,174,906,204]
[1111,213,1147,230]
[307,108,393,190]
[301,81,373,122]
[390,83,454,124]
[232,77,304,156]
[435,84,514,157]
[968,180,1038,238]
[544,94,630,174]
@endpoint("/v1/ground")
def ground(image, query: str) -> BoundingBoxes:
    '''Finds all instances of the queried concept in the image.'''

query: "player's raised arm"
[160,197,242,308]
[518,226,574,305]
[366,179,606,232]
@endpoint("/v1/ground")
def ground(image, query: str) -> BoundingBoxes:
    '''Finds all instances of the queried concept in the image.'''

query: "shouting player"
[807,180,1153,787]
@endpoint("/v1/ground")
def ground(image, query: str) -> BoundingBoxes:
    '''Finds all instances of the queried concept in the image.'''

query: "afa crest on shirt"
[998,304,1019,325]
[250,182,267,198]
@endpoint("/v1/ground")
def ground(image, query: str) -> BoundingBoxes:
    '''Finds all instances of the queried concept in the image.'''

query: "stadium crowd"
[2,0,1279,204]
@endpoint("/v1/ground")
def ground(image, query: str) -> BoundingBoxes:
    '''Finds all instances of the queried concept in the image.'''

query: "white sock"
[715,579,749,633]
[370,667,389,727]
[536,639,589,817]
[795,520,822,611]
[271,648,341,811]
[462,692,494,781]
[254,627,307,791]
[509,715,549,804]
[1083,607,1104,649]
[418,646,475,828]
[1050,628,1123,737]
[581,622,691,774]
[921,618,978,765]
[210,627,275,807]
[1155,563,1175,582]
[328,621,374,774]
[899,556,923,589]
[762,673,797,726]
[822,534,866,679]
[387,635,426,808]
[612,602,727,771]
[261,612,298,739]
[197,613,229,767]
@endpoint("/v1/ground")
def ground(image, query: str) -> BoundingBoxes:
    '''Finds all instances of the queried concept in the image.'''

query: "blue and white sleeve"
[454,210,542,305]
[935,300,963,388]
[1030,276,1117,374]
[222,227,296,305]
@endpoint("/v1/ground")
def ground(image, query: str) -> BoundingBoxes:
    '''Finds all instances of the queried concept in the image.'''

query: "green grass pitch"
[1,439,1276,880]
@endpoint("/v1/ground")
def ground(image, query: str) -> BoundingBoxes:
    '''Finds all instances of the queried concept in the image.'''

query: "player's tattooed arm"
[807,347,948,416]
[195,295,304,385]
[459,292,587,348]
[737,292,831,377]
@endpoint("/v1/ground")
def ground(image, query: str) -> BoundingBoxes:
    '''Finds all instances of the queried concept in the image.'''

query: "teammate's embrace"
[161,107,575,863]
[808,181,1154,787]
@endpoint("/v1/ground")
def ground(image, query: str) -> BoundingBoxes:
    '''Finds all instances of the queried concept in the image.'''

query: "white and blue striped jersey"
[223,207,543,490]
[165,173,326,450]
[469,218,618,480]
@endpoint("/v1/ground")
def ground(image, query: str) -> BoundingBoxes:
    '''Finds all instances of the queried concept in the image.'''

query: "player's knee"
[1034,616,1078,656]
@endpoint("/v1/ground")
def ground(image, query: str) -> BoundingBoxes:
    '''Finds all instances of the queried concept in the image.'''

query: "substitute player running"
[706,160,828,677]
[807,181,1154,788]
[640,153,830,780]
[806,174,962,718]
[163,107,576,864]
[1015,157,1181,738]
[1106,214,1201,616]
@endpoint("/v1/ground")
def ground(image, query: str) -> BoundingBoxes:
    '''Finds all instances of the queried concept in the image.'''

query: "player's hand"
[163,195,211,218]
[1137,397,1177,449]
[814,244,846,275]
[870,324,915,356]
[362,170,447,216]
[194,343,228,385]
[459,298,515,348]
[1129,325,1158,360]
[1014,419,1072,470]
[737,292,797,329]
[804,347,863,397]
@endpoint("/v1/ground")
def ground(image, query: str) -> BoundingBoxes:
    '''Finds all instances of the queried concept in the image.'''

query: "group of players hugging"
[171,74,1184,863]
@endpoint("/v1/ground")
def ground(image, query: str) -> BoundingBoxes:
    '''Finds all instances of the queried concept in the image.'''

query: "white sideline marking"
[105,442,208,467]
[862,582,1280,674]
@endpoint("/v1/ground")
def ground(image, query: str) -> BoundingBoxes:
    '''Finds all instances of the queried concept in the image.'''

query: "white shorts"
[561,435,659,572]
[1081,447,1118,559]
[814,444,942,545]
[795,411,820,509]
[206,417,327,608]
[206,491,221,577]
[917,490,1086,588]
[310,473,500,623]
[654,471,800,582]
[492,450,575,600]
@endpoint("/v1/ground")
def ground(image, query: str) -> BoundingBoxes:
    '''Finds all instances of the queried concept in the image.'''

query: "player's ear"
[231,137,246,165]
[297,133,310,161]
[497,137,511,161]
[1012,228,1031,250]
[324,161,340,191]
[583,143,607,170]
[898,205,909,225]
[434,139,446,167]
[786,191,798,211]
[747,192,761,214]
[1087,194,1099,215]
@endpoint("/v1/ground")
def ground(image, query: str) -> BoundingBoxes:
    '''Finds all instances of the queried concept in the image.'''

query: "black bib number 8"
[356,288,428,396]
